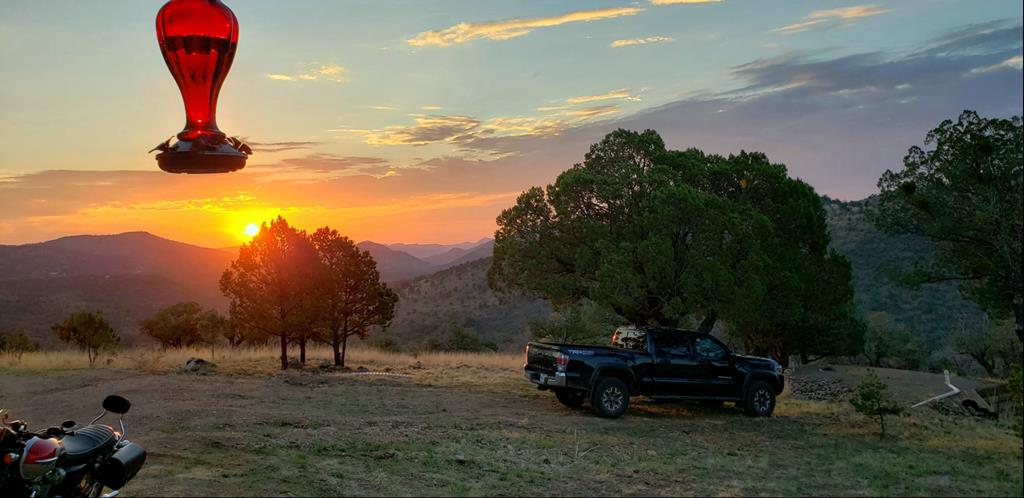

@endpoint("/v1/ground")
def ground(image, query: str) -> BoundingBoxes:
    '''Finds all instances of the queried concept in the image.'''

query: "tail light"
[554,352,569,372]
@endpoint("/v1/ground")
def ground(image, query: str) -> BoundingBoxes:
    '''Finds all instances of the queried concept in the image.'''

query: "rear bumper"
[525,370,567,387]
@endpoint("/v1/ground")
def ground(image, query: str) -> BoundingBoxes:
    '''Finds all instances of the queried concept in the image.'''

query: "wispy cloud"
[420,105,444,111]
[610,36,674,48]
[774,5,891,34]
[407,6,642,47]
[651,0,722,4]
[971,54,1023,74]
[370,105,397,111]
[566,88,642,104]
[247,141,321,153]
[266,64,347,83]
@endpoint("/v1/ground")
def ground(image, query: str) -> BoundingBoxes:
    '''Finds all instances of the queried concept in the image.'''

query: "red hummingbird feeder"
[151,0,251,174]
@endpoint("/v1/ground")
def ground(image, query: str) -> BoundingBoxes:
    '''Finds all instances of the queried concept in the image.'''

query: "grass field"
[1,348,1021,497]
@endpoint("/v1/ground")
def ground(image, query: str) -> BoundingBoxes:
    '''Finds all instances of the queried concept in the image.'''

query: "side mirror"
[103,395,131,415]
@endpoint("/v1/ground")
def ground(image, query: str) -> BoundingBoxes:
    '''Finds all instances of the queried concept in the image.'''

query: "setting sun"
[243,223,260,237]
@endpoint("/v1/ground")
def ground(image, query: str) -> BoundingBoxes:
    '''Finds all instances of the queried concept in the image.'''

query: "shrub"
[849,369,904,437]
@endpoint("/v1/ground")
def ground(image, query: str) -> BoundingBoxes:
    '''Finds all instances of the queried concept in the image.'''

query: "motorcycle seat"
[61,425,116,465]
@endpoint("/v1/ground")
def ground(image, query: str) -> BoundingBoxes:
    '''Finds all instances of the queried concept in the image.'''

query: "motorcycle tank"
[19,436,62,480]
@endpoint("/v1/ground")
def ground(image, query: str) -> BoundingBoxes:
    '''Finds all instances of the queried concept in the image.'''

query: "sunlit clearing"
[244,223,260,237]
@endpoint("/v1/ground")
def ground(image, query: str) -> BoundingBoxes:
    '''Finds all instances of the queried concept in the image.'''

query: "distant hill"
[387,239,488,260]
[356,241,440,282]
[823,197,984,342]
[0,232,234,343]
[384,257,550,351]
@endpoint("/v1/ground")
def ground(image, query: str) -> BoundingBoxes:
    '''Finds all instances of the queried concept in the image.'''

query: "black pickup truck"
[524,326,784,418]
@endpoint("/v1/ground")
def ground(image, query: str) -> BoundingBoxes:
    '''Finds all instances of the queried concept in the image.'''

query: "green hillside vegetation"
[383,257,550,352]
[823,196,986,368]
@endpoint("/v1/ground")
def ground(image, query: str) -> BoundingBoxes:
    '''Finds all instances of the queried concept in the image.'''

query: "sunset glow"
[0,1,1020,248]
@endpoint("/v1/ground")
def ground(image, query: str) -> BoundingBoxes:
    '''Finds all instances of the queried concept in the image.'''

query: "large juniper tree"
[490,129,862,361]
[873,111,1023,343]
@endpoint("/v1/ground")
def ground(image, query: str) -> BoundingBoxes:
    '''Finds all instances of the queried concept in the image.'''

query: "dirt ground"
[1,362,1021,497]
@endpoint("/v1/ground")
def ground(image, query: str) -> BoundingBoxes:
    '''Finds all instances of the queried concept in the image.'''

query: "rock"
[183,357,217,374]
[789,377,852,401]
[410,361,423,370]
[454,453,467,465]
[356,366,368,372]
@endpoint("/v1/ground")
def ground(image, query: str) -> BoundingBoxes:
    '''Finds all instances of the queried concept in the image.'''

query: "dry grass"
[1,346,522,376]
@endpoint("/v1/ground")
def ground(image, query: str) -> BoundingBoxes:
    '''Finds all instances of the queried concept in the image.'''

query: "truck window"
[694,336,728,359]
[653,332,692,355]
[611,328,648,352]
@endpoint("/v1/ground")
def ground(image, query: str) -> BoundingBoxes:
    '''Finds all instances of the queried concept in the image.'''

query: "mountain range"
[0,198,986,352]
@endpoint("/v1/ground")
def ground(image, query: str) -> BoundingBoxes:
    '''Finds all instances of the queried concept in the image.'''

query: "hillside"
[0,232,234,342]
[823,197,984,342]
[384,257,550,351]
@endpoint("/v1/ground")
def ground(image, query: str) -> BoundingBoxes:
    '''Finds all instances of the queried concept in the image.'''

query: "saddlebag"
[98,442,146,490]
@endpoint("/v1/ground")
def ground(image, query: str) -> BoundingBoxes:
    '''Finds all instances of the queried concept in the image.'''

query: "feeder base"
[155,139,248,174]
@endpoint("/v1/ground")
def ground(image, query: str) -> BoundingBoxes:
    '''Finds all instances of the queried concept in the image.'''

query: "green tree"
[139,301,204,349]
[529,301,619,345]
[862,312,921,369]
[221,216,320,370]
[310,227,398,368]
[197,309,229,361]
[0,330,38,363]
[873,111,1023,343]
[51,311,120,367]
[490,129,861,362]
[949,319,1020,377]
[425,323,498,352]
[849,369,904,437]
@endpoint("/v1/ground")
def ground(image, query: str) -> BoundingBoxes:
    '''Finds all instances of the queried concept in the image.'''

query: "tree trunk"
[279,333,288,370]
[332,327,342,366]
[1013,291,1023,344]
[698,311,718,333]
[299,337,307,364]
[340,335,349,369]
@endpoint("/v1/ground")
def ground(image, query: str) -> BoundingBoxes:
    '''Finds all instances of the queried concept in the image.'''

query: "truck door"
[650,332,703,396]
[692,335,738,397]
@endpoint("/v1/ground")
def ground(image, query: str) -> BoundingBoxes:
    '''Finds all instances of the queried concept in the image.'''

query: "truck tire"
[591,377,629,418]
[554,389,585,409]
[743,380,776,417]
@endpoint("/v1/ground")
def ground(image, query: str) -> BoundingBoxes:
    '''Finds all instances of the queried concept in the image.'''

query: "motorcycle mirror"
[103,395,131,415]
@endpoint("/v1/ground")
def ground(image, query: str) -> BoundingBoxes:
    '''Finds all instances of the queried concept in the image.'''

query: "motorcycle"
[0,395,146,498]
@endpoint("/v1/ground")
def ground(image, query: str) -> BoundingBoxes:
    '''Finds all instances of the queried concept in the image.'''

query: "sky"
[1,0,1021,247]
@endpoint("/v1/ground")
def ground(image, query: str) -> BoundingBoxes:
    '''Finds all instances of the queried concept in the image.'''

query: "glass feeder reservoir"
[152,0,251,174]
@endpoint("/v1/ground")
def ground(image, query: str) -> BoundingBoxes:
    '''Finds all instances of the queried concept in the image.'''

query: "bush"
[1010,363,1023,440]
[424,324,498,352]
[849,369,904,437]
[0,330,38,363]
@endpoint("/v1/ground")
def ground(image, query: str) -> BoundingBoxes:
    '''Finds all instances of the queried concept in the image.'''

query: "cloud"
[774,5,891,34]
[352,115,483,146]
[266,64,347,83]
[565,88,642,104]
[971,54,1023,73]
[370,105,397,111]
[278,153,391,174]
[407,6,642,47]
[651,0,722,4]
[420,105,444,111]
[610,36,674,48]
[246,141,321,153]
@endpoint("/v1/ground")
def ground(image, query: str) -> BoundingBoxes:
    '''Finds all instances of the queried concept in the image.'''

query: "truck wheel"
[591,377,629,418]
[554,389,585,409]
[743,380,776,417]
